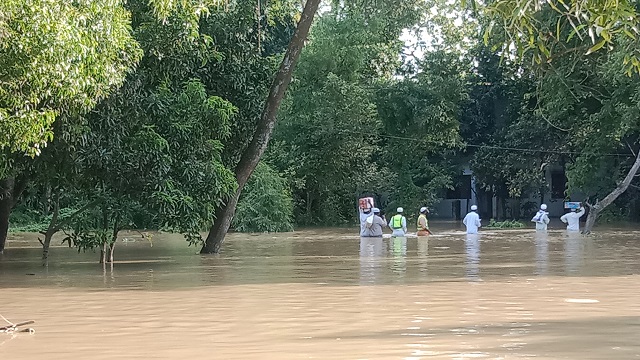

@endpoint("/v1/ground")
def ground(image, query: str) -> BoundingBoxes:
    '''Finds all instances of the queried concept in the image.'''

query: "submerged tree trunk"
[41,200,60,262]
[583,150,640,234]
[0,177,28,254]
[42,197,99,262]
[108,242,116,263]
[107,214,120,263]
[201,0,322,254]
[0,191,11,254]
[100,243,107,264]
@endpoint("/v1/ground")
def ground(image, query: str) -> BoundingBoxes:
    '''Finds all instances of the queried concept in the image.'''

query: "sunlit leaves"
[147,0,227,21]
[465,0,640,75]
[0,0,141,154]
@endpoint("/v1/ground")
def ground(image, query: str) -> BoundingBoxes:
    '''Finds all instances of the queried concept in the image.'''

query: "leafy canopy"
[465,0,640,75]
[0,0,141,155]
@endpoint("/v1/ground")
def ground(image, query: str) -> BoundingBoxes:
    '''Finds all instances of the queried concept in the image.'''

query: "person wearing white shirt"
[362,208,387,237]
[531,204,551,231]
[358,198,374,236]
[560,207,585,232]
[463,205,482,234]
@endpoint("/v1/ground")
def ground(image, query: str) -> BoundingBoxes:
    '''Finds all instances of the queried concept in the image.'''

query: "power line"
[287,124,633,157]
[463,143,630,157]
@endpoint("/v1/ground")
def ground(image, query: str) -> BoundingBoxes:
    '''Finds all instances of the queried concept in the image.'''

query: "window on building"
[551,172,567,199]
[447,175,472,199]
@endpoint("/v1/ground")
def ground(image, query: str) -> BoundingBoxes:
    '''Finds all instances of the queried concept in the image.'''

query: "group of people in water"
[359,199,431,237]
[359,200,587,237]
[533,203,586,232]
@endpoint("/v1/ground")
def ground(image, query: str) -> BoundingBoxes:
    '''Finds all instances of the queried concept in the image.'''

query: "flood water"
[1,223,640,359]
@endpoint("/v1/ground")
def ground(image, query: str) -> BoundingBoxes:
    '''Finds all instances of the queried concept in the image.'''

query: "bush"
[485,219,525,229]
[9,207,47,232]
[233,162,294,232]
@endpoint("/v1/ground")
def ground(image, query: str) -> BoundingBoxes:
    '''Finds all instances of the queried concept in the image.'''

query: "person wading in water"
[416,207,431,236]
[389,207,407,237]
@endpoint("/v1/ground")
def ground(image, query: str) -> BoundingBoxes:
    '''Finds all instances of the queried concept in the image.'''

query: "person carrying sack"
[531,204,550,231]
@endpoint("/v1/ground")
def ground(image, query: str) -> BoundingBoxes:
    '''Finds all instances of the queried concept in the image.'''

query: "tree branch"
[597,149,640,209]
[52,199,102,232]
[627,141,637,157]
[11,176,29,208]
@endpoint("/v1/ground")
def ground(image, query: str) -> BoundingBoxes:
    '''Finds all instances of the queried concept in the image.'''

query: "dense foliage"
[234,162,294,233]
[0,0,141,157]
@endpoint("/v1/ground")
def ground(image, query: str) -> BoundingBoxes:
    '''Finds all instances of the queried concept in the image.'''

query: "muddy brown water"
[1,223,640,359]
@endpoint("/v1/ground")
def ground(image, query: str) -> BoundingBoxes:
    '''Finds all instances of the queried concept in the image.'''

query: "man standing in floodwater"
[463,205,481,234]
[361,208,387,237]
[359,198,374,236]
[416,207,431,236]
[531,204,550,231]
[389,207,407,237]
[560,206,585,232]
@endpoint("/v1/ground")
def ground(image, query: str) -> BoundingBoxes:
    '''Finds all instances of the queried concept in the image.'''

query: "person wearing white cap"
[358,198,374,236]
[560,205,585,232]
[417,207,431,236]
[388,207,407,237]
[463,205,481,234]
[362,208,387,237]
[531,204,550,231]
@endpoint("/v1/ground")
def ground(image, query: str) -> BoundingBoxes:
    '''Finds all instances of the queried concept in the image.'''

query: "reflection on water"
[535,232,549,275]
[390,237,407,276]
[2,224,640,359]
[564,232,584,274]
[465,234,480,281]
[417,237,428,276]
[359,237,385,284]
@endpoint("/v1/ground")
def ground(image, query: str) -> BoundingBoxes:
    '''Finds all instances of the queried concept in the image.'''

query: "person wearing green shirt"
[388,207,407,237]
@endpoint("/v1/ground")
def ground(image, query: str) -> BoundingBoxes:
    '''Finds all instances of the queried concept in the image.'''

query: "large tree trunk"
[0,177,28,254]
[42,195,60,261]
[583,150,640,234]
[100,243,107,264]
[201,0,321,254]
[0,190,11,254]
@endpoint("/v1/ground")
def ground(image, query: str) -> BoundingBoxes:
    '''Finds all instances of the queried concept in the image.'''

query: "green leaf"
[585,39,606,55]
[567,24,586,42]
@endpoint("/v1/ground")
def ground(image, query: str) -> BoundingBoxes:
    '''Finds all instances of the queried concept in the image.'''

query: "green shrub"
[9,207,47,232]
[233,162,294,233]
[485,219,525,229]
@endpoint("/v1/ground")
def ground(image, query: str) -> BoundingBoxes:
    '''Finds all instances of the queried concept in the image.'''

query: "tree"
[461,45,561,219]
[201,0,322,254]
[68,77,236,263]
[534,36,640,232]
[461,1,640,229]
[268,9,388,224]
[375,51,465,214]
[233,162,294,232]
[467,0,640,75]
[0,0,141,253]
[3,0,303,257]
[265,0,434,225]
[0,0,141,156]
